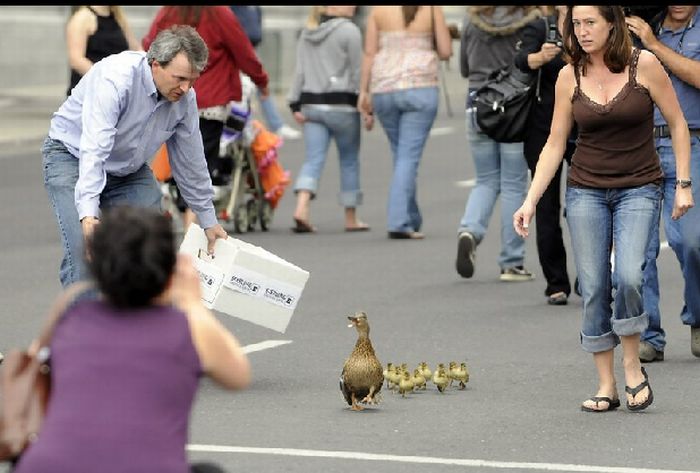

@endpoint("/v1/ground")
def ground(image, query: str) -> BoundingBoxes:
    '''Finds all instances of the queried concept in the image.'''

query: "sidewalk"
[0,84,64,148]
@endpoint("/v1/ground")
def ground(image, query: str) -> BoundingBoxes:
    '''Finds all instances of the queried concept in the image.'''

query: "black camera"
[546,21,562,47]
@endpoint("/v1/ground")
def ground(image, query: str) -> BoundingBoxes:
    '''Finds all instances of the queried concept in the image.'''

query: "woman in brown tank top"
[513,6,694,413]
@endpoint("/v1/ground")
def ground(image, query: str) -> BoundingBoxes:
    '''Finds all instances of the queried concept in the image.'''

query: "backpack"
[471,16,547,143]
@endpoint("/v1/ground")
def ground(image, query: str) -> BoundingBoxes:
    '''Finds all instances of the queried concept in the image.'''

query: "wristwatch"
[676,179,692,189]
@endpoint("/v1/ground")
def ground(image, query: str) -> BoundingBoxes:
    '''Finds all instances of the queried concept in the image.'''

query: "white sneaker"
[275,124,302,140]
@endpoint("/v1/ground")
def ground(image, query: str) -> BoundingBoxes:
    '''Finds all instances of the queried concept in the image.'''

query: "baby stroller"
[215,75,290,234]
[154,75,289,234]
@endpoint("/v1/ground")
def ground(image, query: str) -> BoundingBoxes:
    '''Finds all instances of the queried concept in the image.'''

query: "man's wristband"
[676,179,692,189]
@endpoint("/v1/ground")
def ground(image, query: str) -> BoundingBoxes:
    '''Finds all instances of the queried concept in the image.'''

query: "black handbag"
[472,65,540,143]
[472,16,549,143]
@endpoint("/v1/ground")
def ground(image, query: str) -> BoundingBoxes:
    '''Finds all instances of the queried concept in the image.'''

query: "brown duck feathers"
[340,311,383,410]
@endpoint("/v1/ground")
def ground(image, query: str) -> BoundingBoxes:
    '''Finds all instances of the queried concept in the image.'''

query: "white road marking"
[242,340,292,354]
[430,126,454,136]
[186,445,697,473]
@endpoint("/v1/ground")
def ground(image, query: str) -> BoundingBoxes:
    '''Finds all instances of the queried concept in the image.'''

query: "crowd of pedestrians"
[2,3,700,467]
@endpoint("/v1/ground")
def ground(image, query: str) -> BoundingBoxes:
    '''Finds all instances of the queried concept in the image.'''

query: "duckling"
[383,363,395,389]
[398,370,414,398]
[418,361,432,381]
[432,366,449,393]
[412,368,427,391]
[448,361,459,388]
[453,362,470,389]
[340,312,384,411]
[387,365,402,392]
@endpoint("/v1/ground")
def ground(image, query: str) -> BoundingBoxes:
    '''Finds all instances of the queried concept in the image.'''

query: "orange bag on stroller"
[151,144,171,182]
[249,120,290,209]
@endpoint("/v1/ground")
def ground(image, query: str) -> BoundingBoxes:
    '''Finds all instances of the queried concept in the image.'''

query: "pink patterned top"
[370,31,439,94]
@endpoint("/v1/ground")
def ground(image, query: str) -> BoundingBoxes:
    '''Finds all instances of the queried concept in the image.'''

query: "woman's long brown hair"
[402,6,420,26]
[563,6,633,75]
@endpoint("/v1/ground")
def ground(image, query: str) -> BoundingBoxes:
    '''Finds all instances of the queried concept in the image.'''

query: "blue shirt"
[48,51,217,228]
[654,8,700,146]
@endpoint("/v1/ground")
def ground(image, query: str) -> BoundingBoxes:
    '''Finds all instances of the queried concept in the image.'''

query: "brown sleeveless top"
[568,48,662,188]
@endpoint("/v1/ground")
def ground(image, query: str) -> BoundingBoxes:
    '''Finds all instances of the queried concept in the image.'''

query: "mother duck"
[340,311,383,411]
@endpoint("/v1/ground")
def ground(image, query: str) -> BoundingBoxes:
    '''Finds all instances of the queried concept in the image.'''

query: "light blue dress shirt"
[48,51,217,228]
[653,8,700,146]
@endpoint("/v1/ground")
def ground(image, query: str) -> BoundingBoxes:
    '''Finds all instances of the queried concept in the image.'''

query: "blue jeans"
[293,106,362,207]
[642,137,700,350]
[566,184,661,353]
[42,137,163,287]
[459,108,529,269]
[372,87,438,232]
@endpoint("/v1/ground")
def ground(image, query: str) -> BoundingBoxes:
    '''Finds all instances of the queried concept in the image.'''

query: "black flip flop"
[626,367,653,411]
[581,396,621,412]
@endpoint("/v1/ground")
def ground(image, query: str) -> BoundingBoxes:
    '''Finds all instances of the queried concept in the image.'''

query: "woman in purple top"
[14,206,250,472]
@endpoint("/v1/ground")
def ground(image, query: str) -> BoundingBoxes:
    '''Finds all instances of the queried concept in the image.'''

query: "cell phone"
[546,22,562,47]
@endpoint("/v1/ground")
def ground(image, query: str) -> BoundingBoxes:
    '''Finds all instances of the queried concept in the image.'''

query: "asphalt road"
[1,93,699,473]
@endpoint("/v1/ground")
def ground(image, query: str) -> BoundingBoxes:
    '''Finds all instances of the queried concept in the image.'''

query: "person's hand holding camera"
[539,42,562,66]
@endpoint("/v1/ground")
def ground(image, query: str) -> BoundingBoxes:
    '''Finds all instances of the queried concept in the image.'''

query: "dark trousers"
[172,117,227,212]
[191,462,227,472]
[524,132,576,296]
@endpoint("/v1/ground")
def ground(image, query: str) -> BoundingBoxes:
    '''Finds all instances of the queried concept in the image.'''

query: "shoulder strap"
[629,47,641,85]
[33,281,94,352]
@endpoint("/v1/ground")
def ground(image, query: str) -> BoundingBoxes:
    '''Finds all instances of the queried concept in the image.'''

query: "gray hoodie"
[460,6,541,91]
[287,16,362,113]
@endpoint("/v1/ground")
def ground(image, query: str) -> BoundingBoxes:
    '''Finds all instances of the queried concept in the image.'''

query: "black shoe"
[639,341,664,362]
[388,231,424,240]
[456,232,476,278]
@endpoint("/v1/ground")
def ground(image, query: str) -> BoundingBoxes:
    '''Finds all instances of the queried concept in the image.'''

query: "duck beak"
[347,316,356,328]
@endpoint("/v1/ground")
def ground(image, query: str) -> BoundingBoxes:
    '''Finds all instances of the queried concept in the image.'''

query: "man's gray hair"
[146,25,209,73]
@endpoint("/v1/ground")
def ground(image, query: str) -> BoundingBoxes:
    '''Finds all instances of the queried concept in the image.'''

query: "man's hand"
[204,223,228,255]
[292,111,306,125]
[258,84,270,99]
[81,216,100,260]
[625,15,657,49]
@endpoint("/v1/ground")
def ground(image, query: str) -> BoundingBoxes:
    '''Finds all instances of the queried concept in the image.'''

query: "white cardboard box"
[179,224,310,333]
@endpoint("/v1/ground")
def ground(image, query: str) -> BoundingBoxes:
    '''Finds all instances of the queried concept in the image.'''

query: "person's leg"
[534,162,571,296]
[566,186,621,411]
[679,137,700,337]
[388,87,438,233]
[372,92,405,232]
[497,140,529,271]
[581,349,618,411]
[327,109,366,229]
[566,186,617,352]
[640,144,677,358]
[100,164,163,211]
[292,107,331,227]
[611,184,660,408]
[200,118,228,185]
[42,137,85,287]
[458,110,501,242]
